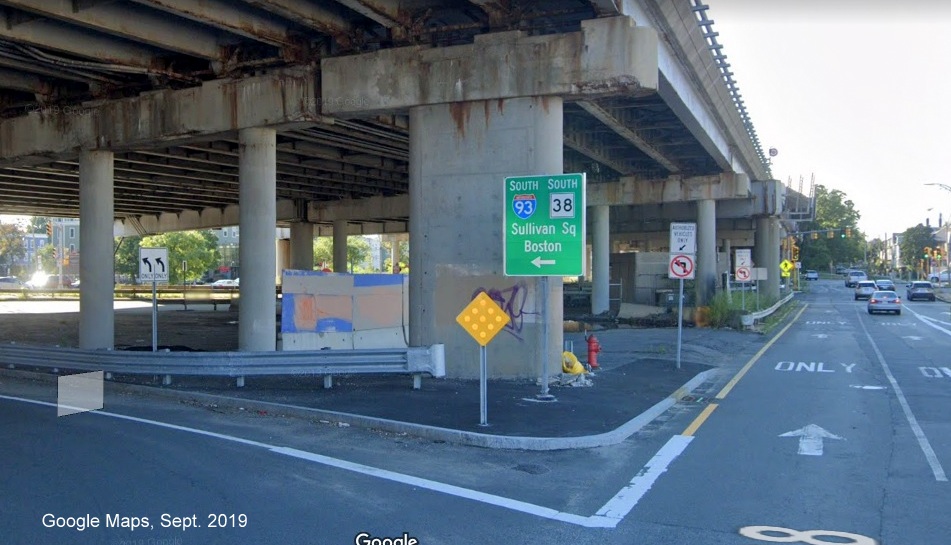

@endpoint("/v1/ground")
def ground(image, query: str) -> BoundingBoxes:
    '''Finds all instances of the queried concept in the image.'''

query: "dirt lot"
[0,301,240,351]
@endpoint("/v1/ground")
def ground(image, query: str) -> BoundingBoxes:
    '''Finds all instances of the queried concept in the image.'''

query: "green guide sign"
[503,173,586,276]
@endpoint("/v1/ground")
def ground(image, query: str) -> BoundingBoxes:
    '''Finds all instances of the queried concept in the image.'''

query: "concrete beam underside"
[321,16,659,116]
[0,67,320,165]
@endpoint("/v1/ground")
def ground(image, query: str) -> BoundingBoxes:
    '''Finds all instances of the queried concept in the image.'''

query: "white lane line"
[0,393,691,528]
[855,313,948,482]
[903,304,951,332]
[595,435,693,521]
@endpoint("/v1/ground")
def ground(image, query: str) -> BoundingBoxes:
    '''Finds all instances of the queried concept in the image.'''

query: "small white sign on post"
[669,223,697,254]
[139,247,169,282]
[735,248,752,272]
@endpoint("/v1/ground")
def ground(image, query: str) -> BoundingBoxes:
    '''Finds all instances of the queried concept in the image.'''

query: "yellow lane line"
[715,303,809,400]
[682,403,718,436]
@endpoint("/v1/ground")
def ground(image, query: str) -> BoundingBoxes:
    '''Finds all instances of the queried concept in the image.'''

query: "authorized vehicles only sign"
[503,173,586,276]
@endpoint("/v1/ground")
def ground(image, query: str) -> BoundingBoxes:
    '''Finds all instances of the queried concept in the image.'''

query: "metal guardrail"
[741,292,796,329]
[0,344,446,390]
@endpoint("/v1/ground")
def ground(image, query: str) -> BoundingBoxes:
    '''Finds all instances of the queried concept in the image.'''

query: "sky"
[707,0,951,239]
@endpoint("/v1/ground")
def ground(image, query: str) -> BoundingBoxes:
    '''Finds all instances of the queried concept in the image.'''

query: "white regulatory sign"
[139,247,169,282]
[668,254,696,280]
[669,222,697,254]
[735,248,752,271]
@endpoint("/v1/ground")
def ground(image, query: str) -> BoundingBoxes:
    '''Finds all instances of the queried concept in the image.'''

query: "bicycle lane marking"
[854,308,948,482]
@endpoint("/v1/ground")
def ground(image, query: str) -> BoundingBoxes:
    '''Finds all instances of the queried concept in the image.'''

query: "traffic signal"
[845,228,851,238]
[924,246,932,259]
[934,248,943,259]
[827,230,834,239]
[46,222,52,238]
[52,247,57,259]
[811,232,818,240]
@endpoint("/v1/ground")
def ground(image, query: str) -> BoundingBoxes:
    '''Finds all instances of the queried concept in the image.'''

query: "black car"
[906,281,936,301]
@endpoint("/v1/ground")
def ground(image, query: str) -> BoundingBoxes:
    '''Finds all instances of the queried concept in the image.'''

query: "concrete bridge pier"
[696,198,717,305]
[290,222,315,270]
[333,219,348,273]
[78,150,115,350]
[409,97,564,379]
[754,216,781,300]
[591,205,611,315]
[238,127,277,352]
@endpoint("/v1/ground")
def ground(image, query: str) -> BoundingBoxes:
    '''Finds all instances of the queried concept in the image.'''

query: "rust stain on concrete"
[449,102,471,137]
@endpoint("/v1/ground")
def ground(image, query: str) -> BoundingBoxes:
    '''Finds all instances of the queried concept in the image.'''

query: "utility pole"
[57,219,64,288]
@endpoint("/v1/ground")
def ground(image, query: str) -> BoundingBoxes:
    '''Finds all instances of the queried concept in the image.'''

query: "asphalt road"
[1,277,948,544]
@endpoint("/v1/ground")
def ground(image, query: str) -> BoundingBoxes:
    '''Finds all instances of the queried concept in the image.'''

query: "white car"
[210,279,238,289]
[929,269,950,284]
[804,270,819,281]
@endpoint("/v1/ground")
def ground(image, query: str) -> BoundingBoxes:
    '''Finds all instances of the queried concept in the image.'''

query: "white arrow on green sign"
[504,173,586,276]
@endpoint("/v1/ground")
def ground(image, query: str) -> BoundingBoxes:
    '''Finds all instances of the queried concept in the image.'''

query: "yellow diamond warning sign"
[456,292,511,346]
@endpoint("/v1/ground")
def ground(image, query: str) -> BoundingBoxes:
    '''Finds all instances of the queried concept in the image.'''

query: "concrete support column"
[238,127,277,352]
[290,222,315,270]
[78,150,114,350]
[410,97,563,379]
[754,216,781,299]
[696,199,717,306]
[591,205,610,314]
[276,239,290,284]
[333,219,348,273]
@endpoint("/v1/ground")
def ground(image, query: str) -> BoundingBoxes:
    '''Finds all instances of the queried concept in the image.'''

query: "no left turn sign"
[668,254,695,280]
[736,266,751,282]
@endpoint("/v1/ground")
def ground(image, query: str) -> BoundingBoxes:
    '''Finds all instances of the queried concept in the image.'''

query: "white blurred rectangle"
[57,371,104,417]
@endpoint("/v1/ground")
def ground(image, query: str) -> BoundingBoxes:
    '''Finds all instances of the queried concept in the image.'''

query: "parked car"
[845,270,868,288]
[835,266,848,275]
[804,270,820,281]
[867,290,901,315]
[874,278,896,291]
[210,279,238,289]
[906,281,936,301]
[854,280,877,300]
[929,269,950,284]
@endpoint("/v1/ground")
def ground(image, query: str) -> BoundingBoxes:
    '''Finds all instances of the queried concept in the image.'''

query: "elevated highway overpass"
[0,0,787,378]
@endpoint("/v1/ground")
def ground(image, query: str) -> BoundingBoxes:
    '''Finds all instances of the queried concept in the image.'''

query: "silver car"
[867,290,901,315]
[854,280,877,300]
[874,278,896,291]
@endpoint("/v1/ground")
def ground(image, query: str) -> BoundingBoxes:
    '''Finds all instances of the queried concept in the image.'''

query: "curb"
[1,366,717,451]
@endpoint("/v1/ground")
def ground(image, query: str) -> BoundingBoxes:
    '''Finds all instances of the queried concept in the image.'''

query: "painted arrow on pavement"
[531,256,556,268]
[779,424,843,456]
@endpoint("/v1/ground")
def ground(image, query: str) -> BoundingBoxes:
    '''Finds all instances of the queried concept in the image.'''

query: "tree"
[114,236,143,282]
[29,216,51,234]
[798,185,863,270]
[899,224,936,273]
[0,222,26,275]
[866,238,887,275]
[138,231,219,284]
[312,236,372,272]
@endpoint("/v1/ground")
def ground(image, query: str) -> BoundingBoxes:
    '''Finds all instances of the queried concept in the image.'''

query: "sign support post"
[456,292,510,426]
[139,247,169,353]
[676,278,685,369]
[504,173,586,399]
[151,279,158,352]
[669,223,697,370]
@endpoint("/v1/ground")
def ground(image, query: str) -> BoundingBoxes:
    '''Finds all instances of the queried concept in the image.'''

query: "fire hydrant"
[586,333,602,370]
